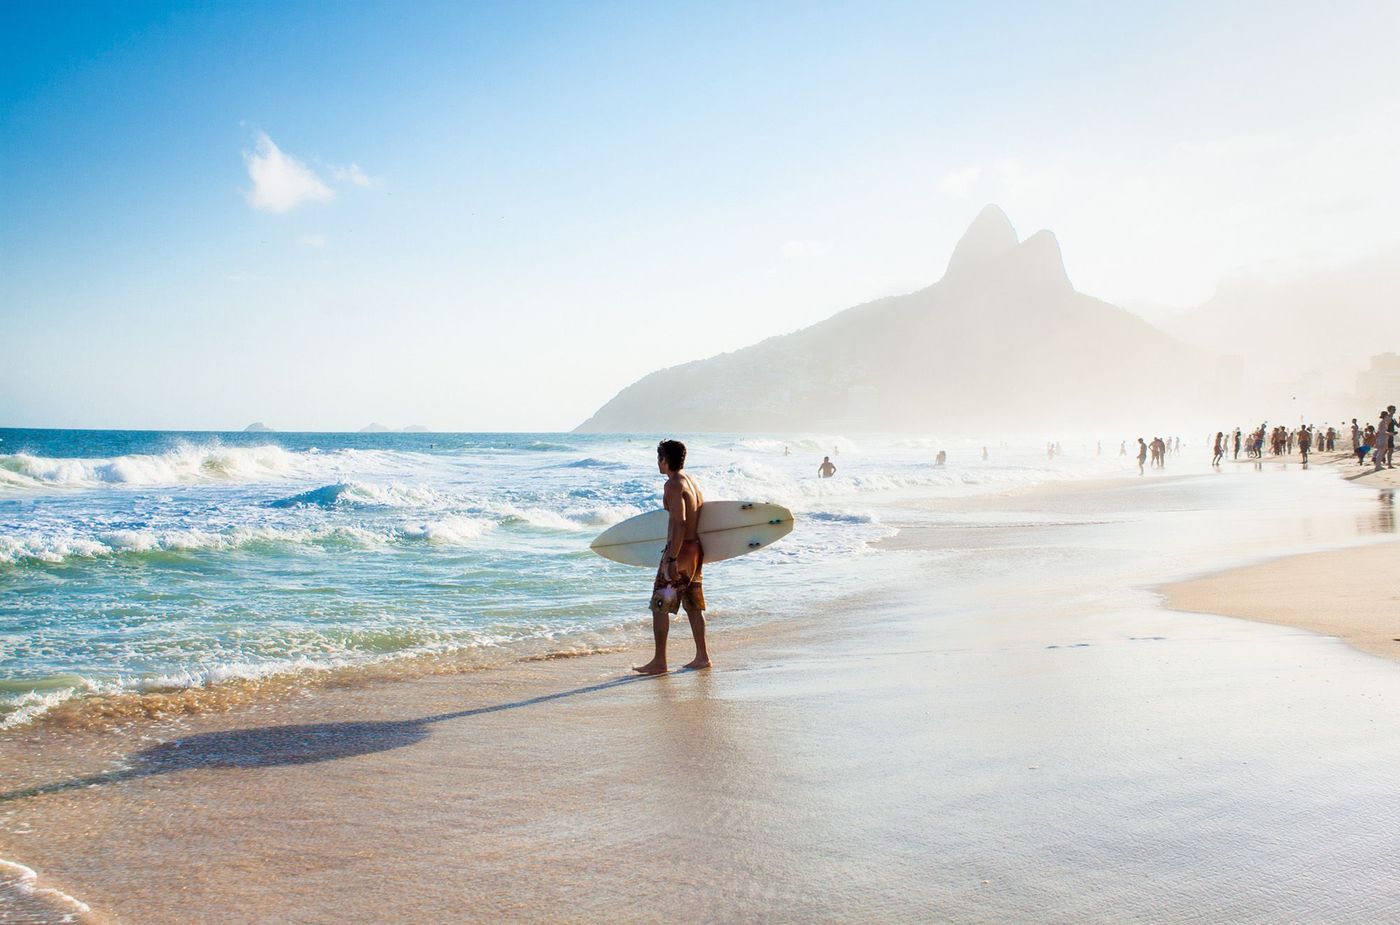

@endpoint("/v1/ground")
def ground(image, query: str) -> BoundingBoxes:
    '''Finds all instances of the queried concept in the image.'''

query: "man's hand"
[662,558,676,583]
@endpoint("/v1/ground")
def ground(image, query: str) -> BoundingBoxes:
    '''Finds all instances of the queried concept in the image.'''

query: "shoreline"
[1160,451,1400,664]
[7,461,1400,923]
[1160,541,1400,664]
[0,469,1144,736]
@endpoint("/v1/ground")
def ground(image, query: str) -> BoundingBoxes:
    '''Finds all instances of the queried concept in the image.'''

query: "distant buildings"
[1356,353,1400,409]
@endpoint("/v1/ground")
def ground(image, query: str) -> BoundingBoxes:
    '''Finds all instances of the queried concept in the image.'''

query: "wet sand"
[5,465,1400,923]
[1161,449,1400,662]
[1163,541,1400,664]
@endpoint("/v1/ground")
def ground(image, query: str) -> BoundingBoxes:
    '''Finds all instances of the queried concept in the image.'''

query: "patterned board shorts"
[650,541,705,616]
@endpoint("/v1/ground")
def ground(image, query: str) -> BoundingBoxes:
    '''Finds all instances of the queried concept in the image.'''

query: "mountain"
[576,206,1221,433]
[243,422,274,433]
[401,425,430,433]
[359,423,391,433]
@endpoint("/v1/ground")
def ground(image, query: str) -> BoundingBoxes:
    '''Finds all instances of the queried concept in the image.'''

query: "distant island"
[576,205,1226,432]
[243,422,274,433]
[401,425,430,433]
[359,423,391,433]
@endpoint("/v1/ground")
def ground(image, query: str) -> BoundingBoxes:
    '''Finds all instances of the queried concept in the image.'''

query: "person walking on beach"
[1297,425,1312,462]
[818,456,837,478]
[1212,432,1225,466]
[1233,428,1242,459]
[1120,440,1126,456]
[1383,403,1394,464]
[635,439,709,675]
[1373,411,1391,472]
[1136,438,1148,474]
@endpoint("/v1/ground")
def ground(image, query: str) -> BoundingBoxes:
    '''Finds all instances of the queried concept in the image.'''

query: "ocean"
[0,429,1136,728]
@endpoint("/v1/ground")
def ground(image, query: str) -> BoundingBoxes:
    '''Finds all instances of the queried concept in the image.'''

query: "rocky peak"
[942,204,1018,281]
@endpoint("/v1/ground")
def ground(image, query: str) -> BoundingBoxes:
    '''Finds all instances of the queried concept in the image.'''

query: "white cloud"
[298,233,326,247]
[780,240,832,259]
[939,165,983,198]
[243,131,334,213]
[330,163,380,189]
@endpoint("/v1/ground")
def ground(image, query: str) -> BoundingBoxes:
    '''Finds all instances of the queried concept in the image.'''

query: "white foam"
[0,858,93,918]
[729,434,859,454]
[270,480,447,509]
[490,502,643,532]
[398,515,496,545]
[0,524,389,565]
[0,687,87,730]
[0,444,309,489]
[140,655,345,692]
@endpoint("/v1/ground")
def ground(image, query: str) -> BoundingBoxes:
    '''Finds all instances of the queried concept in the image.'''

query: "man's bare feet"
[633,659,668,675]
[681,657,711,670]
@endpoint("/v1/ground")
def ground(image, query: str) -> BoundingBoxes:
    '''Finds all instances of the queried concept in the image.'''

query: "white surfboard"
[590,501,794,567]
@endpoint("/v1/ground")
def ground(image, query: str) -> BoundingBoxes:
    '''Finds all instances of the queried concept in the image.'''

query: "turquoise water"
[0,429,1132,726]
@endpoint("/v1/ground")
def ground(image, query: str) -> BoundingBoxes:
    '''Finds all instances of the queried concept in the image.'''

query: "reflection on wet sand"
[1,676,656,804]
[4,466,1400,924]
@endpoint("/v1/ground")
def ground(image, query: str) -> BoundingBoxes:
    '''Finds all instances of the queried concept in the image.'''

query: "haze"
[3,1,1398,431]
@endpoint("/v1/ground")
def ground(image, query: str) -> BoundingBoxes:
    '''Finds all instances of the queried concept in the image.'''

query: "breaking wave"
[0,445,313,489]
[270,481,445,509]
[0,524,391,565]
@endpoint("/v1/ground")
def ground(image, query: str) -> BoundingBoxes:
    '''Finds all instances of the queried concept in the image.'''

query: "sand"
[1163,541,1400,663]
[1161,448,1400,663]
[5,463,1400,923]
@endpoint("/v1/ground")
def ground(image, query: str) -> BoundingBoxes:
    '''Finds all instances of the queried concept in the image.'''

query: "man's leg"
[682,608,710,670]
[634,605,670,674]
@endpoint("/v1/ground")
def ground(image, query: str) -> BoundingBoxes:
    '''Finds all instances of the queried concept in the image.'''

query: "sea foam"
[0,445,308,489]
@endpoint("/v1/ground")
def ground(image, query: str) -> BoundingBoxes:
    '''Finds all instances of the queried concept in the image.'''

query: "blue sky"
[3,1,1398,430]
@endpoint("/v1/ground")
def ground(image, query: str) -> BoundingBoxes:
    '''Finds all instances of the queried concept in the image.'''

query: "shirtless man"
[634,439,709,674]
[818,456,837,478]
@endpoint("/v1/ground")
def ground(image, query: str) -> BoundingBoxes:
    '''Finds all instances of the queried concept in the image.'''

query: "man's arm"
[663,480,684,576]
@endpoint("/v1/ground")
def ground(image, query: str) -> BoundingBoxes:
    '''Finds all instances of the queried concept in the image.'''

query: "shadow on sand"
[2,674,655,803]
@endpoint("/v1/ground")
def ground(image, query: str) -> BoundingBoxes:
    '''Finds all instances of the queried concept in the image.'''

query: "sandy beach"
[1164,541,1400,664]
[8,2,1398,921]
[4,460,1400,923]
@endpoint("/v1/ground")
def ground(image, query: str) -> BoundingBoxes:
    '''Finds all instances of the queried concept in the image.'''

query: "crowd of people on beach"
[1205,404,1399,471]
[792,408,1399,479]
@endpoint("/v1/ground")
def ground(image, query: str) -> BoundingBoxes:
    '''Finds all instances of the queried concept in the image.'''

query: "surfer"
[634,439,709,674]
[818,456,837,478]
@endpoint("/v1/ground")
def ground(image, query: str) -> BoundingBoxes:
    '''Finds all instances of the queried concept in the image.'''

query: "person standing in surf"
[635,439,709,674]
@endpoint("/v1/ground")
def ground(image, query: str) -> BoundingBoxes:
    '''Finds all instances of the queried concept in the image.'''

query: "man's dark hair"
[657,439,686,471]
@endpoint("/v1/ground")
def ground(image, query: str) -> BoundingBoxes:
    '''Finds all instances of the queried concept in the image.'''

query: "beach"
[1164,541,1400,664]
[4,445,1400,923]
[1158,449,1400,664]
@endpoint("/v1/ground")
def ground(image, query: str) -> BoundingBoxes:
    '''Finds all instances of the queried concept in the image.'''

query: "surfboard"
[589,501,794,567]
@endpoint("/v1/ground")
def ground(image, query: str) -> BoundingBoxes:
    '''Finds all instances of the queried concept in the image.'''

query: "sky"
[3,0,1398,431]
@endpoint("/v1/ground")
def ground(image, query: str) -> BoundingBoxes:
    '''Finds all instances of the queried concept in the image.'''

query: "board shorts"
[650,539,704,616]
